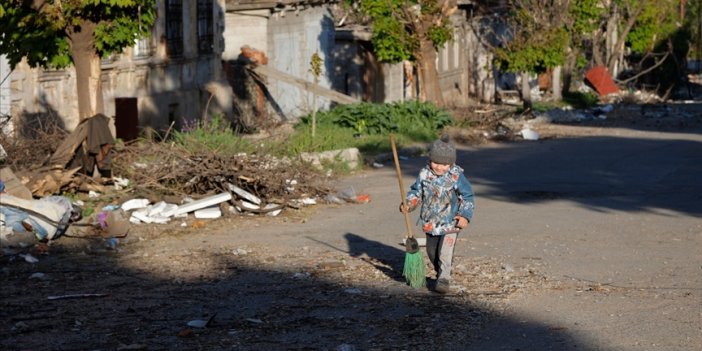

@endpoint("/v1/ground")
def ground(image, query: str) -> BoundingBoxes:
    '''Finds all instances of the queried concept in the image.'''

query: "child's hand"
[454,215,469,229]
[399,203,409,213]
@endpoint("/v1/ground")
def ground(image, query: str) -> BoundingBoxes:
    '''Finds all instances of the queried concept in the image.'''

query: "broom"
[390,133,426,288]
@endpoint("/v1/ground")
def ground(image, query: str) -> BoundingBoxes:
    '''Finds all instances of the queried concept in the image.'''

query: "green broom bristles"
[403,251,427,288]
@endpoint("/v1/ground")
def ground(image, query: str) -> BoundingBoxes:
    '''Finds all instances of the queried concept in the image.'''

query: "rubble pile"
[113,140,333,201]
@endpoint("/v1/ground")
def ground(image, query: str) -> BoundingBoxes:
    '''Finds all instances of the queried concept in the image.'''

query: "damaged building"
[2,0,509,138]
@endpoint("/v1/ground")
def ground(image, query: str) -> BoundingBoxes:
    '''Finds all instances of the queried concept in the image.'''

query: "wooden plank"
[250,65,359,105]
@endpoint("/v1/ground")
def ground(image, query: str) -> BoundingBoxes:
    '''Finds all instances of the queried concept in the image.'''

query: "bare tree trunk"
[520,71,532,109]
[69,20,104,121]
[416,38,445,106]
[552,65,562,100]
[605,4,619,73]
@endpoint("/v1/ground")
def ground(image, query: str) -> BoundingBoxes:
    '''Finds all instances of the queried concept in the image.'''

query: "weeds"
[170,115,254,155]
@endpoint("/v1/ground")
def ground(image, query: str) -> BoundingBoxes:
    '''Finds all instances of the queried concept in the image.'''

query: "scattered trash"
[47,293,109,300]
[585,65,619,96]
[292,272,311,279]
[121,198,150,212]
[29,272,48,280]
[172,192,232,217]
[113,177,129,190]
[245,318,264,324]
[228,183,261,205]
[0,167,33,199]
[0,194,77,241]
[194,207,222,219]
[520,128,540,141]
[104,237,120,249]
[187,314,216,329]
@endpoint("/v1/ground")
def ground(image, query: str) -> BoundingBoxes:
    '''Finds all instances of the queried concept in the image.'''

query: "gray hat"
[429,134,456,164]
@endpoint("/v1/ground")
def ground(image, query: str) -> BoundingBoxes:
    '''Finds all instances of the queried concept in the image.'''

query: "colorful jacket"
[406,164,474,236]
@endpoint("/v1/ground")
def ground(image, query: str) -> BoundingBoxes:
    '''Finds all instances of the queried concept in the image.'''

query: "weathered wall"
[222,10,269,61]
[267,5,336,119]
[222,4,337,123]
[0,55,11,134]
[8,0,229,135]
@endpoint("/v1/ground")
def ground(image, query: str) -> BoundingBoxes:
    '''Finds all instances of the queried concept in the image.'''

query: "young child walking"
[400,135,474,293]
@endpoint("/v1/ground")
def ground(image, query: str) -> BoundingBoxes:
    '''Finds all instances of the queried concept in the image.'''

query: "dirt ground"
[1,101,701,350]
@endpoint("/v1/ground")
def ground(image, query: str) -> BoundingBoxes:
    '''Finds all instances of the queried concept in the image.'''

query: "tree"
[0,0,155,121]
[493,0,570,107]
[351,0,457,106]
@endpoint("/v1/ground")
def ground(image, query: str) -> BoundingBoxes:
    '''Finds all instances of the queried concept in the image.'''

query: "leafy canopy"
[494,4,569,74]
[0,0,155,68]
[353,0,454,63]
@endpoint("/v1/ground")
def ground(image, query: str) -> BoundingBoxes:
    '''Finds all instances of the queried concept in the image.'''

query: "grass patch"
[171,115,254,155]
[562,91,599,109]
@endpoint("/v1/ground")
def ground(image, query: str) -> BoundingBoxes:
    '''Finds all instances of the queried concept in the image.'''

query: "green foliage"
[356,0,452,63]
[300,101,452,137]
[568,0,604,36]
[494,1,569,75]
[562,91,599,109]
[495,27,569,74]
[0,0,155,69]
[626,1,678,54]
[171,115,254,156]
[0,4,71,68]
[288,101,453,154]
[309,52,323,78]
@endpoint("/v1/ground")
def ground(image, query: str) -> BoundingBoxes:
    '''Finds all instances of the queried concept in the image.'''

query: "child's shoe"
[434,278,450,294]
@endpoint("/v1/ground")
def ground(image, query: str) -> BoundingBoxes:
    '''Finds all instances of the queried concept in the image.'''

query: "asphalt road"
[259,125,702,350]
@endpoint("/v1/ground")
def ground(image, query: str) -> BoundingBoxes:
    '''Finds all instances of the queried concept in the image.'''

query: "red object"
[585,66,619,96]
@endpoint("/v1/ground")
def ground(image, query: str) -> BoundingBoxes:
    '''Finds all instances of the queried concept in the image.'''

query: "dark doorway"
[115,97,139,141]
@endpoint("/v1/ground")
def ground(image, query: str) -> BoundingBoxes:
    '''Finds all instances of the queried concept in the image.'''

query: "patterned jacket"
[406,164,474,236]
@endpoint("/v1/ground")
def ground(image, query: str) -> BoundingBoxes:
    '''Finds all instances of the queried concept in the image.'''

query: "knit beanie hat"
[429,134,456,164]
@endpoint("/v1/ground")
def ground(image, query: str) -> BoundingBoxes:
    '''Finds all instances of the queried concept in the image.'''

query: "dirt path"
[2,116,701,350]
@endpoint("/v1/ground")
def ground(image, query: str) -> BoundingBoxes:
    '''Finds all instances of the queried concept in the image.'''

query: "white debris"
[172,192,232,216]
[238,201,260,210]
[194,207,222,219]
[121,198,150,212]
[299,197,317,205]
[113,177,129,190]
[228,183,261,205]
[20,253,39,264]
[520,127,540,141]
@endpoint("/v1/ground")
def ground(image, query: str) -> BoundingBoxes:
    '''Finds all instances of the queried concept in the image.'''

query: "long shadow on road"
[0,237,594,350]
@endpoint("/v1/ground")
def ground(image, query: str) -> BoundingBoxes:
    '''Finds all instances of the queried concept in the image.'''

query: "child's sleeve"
[405,174,422,211]
[456,174,474,221]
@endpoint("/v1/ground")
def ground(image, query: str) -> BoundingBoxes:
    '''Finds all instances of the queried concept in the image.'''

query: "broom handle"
[390,133,415,239]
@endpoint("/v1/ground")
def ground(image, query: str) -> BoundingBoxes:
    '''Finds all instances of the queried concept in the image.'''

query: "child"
[400,135,474,293]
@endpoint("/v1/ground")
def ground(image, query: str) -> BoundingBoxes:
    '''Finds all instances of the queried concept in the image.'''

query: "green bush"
[298,100,452,141]
[562,91,599,109]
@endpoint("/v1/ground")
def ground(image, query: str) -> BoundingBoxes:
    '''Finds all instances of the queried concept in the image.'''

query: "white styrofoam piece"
[228,183,261,205]
[194,207,222,219]
[266,209,282,217]
[121,198,150,212]
[148,201,168,216]
[172,192,232,216]
[239,201,259,210]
